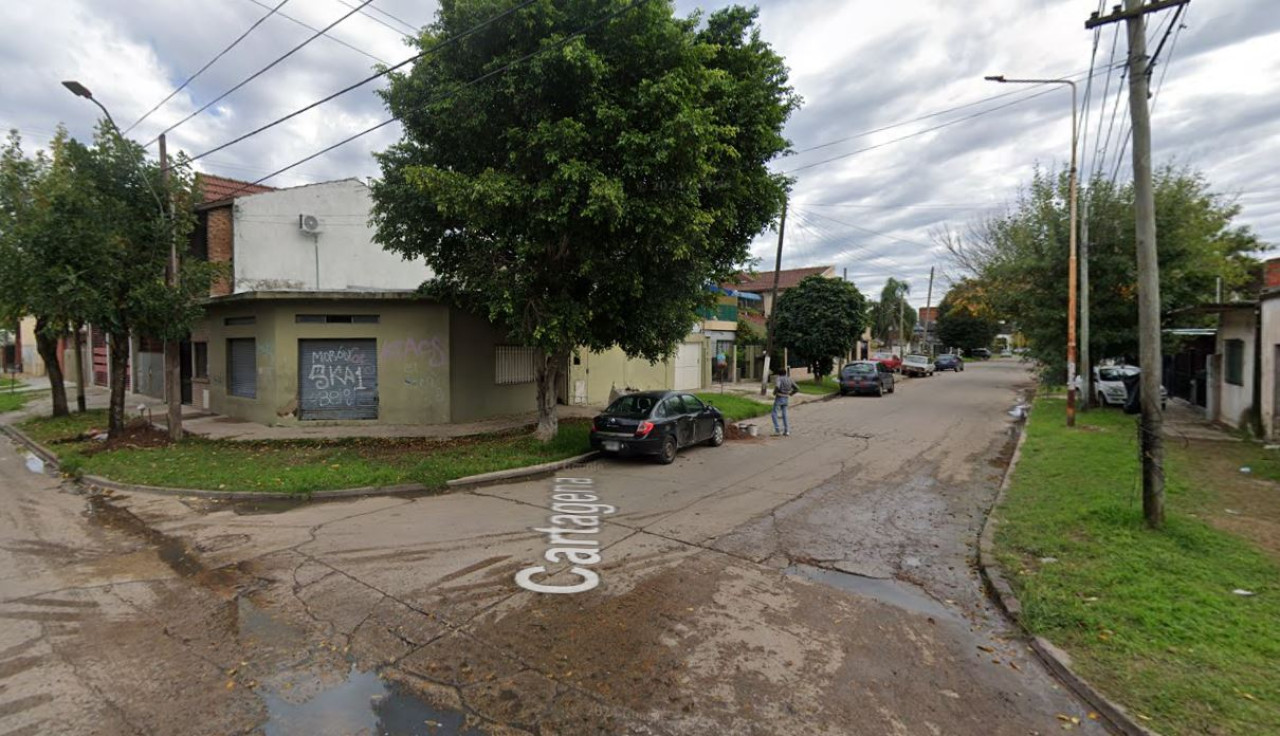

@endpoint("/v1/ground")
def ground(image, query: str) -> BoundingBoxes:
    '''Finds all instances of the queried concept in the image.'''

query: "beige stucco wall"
[449,310,539,422]
[567,335,710,406]
[201,298,472,425]
[1261,297,1280,439]
[1216,309,1256,430]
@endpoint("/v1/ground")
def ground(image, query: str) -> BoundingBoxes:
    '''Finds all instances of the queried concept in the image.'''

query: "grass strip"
[692,392,772,422]
[792,376,838,396]
[20,409,591,495]
[995,398,1280,735]
[0,391,45,412]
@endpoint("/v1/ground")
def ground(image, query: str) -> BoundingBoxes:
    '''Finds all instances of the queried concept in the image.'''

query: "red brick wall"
[207,205,234,296]
[1266,259,1280,290]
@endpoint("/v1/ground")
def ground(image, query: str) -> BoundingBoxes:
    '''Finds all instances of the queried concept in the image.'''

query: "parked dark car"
[969,348,992,360]
[838,361,895,397]
[590,390,724,464]
[935,354,964,372]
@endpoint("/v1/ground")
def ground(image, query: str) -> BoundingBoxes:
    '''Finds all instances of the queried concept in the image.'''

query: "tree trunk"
[107,331,129,438]
[34,318,69,417]
[534,348,568,442]
[73,324,87,412]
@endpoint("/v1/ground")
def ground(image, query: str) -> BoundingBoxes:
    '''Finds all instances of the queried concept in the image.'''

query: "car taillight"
[635,421,655,438]
[591,419,598,432]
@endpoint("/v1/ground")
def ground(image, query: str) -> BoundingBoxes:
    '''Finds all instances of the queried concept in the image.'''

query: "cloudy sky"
[2,0,1276,303]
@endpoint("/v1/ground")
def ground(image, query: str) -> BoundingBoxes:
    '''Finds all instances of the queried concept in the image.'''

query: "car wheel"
[706,421,725,447]
[657,434,678,464]
[875,383,884,397]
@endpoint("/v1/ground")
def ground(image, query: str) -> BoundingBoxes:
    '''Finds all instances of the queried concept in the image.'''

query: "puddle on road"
[785,563,958,622]
[85,495,205,578]
[260,665,484,736]
[23,452,45,474]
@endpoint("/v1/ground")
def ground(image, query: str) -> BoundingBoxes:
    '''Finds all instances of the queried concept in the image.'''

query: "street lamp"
[63,81,183,441]
[985,74,1079,427]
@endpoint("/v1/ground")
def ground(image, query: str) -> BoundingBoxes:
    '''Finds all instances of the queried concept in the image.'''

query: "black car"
[590,390,725,464]
[969,348,992,360]
[838,361,895,396]
[935,354,964,372]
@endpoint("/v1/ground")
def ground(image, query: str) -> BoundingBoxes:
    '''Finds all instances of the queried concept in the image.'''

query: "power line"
[341,0,420,36]
[335,0,415,38]
[792,201,999,210]
[782,85,1066,175]
[1076,0,1106,184]
[1108,9,1184,185]
[792,205,936,249]
[190,0,539,163]
[123,0,292,135]
[1087,23,1122,182]
[212,0,653,196]
[1150,4,1189,115]
[150,0,375,145]
[239,0,388,64]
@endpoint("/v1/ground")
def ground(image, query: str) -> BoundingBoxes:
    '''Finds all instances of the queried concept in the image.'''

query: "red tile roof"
[729,265,835,293]
[196,173,275,204]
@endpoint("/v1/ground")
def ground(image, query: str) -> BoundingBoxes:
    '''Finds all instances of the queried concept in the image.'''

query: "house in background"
[184,177,539,425]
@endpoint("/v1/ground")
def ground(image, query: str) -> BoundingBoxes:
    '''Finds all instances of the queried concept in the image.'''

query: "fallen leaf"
[1087,713,1099,720]
[1056,714,1072,722]
[977,645,996,653]
[1137,714,1151,721]
[1241,693,1257,701]
[225,681,235,690]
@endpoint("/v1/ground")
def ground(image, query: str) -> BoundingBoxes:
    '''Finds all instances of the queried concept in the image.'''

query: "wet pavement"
[0,361,1107,735]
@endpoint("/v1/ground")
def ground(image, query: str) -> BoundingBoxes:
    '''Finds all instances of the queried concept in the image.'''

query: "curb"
[446,451,601,488]
[977,402,1164,736]
[2,421,599,500]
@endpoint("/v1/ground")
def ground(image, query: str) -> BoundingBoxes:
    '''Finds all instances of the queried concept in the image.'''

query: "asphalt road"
[0,360,1107,735]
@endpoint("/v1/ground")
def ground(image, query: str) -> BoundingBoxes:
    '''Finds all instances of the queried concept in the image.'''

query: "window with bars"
[495,346,540,385]
[193,342,208,379]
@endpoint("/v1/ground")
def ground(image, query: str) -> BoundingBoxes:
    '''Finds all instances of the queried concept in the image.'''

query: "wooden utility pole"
[1080,197,1091,410]
[923,266,935,357]
[760,199,786,396]
[160,134,183,441]
[1087,0,1187,527]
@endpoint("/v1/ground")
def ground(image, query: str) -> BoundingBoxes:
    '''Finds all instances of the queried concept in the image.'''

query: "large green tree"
[1,126,215,435]
[371,0,799,439]
[935,278,999,355]
[942,165,1265,377]
[773,275,867,380]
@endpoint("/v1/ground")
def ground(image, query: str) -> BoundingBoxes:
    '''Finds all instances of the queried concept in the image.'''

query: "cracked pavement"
[0,361,1108,735]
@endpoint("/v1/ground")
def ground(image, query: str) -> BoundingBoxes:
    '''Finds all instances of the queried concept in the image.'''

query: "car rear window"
[605,394,658,417]
[843,364,876,375]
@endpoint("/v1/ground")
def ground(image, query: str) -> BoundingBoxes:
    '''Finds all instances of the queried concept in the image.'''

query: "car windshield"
[905,355,928,363]
[1098,367,1138,381]
[604,394,659,417]
[843,363,876,375]
[874,353,894,360]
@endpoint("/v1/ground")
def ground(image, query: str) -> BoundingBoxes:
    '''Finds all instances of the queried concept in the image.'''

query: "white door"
[674,343,702,390]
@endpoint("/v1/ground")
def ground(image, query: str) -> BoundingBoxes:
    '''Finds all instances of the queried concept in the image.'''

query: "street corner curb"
[446,451,603,489]
[1030,636,1165,736]
[76,473,431,501]
[0,422,62,470]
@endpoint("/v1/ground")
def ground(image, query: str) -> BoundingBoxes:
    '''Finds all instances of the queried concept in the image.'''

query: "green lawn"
[20,410,592,495]
[0,377,25,390]
[996,398,1280,734]
[0,390,44,412]
[792,375,838,396]
[694,392,772,422]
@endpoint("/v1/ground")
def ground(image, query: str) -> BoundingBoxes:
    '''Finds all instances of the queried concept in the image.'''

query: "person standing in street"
[771,366,797,436]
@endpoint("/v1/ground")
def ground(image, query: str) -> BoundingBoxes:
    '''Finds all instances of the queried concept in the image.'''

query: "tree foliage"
[0,127,216,434]
[936,278,999,354]
[370,0,799,439]
[773,275,867,379]
[870,278,915,346]
[941,165,1266,377]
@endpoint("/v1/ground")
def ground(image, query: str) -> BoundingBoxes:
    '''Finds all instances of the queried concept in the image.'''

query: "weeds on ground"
[0,390,45,413]
[20,409,592,494]
[996,398,1280,734]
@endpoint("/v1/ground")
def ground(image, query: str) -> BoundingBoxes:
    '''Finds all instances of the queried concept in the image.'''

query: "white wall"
[1216,309,1256,429]
[233,179,431,293]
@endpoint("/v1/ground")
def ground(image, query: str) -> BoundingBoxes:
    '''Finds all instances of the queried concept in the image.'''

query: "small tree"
[871,278,915,348]
[372,2,799,440]
[772,275,867,381]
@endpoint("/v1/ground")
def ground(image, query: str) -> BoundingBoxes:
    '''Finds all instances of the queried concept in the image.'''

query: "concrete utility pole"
[1087,0,1188,528]
[985,74,1079,426]
[760,199,787,396]
[160,134,183,442]
[898,297,905,355]
[923,266,935,357]
[1080,198,1091,410]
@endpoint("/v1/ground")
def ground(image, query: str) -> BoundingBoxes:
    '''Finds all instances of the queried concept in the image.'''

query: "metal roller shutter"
[298,339,378,421]
[227,339,257,398]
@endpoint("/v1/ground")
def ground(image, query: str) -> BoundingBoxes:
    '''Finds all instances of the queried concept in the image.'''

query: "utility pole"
[760,199,786,396]
[898,297,905,355]
[923,266,935,357]
[1087,0,1187,528]
[1080,197,1091,410]
[160,134,183,441]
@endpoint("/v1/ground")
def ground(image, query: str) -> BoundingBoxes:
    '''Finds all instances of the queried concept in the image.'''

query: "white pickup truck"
[902,354,935,377]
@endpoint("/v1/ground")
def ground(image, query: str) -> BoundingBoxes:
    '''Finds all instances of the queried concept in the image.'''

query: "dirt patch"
[1177,439,1280,563]
[82,421,174,454]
